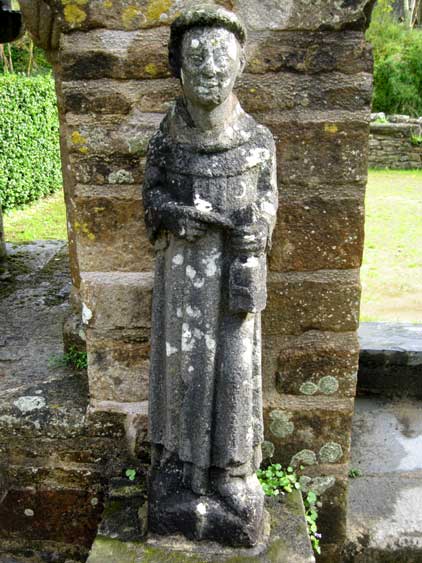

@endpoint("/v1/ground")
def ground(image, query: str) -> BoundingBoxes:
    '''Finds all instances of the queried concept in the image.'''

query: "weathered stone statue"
[143,5,277,548]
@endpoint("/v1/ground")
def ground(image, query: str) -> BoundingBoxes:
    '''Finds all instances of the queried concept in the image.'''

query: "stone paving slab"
[345,396,422,562]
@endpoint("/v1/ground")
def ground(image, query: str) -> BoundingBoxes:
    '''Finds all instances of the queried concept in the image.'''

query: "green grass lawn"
[3,171,422,322]
[361,169,422,323]
[3,191,67,242]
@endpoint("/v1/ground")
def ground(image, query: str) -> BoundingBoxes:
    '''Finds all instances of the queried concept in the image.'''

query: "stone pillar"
[20,1,374,559]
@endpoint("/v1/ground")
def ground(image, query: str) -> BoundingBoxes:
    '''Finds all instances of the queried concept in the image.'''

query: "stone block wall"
[369,114,422,169]
[21,1,375,560]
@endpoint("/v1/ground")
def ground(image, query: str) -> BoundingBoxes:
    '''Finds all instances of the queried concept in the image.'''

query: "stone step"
[87,488,315,563]
[358,322,422,398]
[345,396,422,562]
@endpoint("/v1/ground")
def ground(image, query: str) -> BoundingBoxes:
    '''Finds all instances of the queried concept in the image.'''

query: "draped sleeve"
[142,130,172,242]
[257,134,278,250]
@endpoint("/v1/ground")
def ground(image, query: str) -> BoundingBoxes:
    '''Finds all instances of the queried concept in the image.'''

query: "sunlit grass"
[3,190,67,242]
[361,170,422,322]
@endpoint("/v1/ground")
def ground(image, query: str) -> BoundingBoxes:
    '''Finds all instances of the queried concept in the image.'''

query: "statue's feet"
[215,473,265,521]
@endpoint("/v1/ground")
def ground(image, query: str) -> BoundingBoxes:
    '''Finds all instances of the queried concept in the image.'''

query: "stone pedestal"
[88,491,315,563]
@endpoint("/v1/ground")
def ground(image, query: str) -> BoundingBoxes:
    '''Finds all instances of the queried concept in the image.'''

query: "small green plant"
[257,463,321,555]
[125,468,137,481]
[304,490,321,555]
[256,463,300,496]
[374,116,388,124]
[410,134,422,146]
[49,347,88,370]
[63,347,88,370]
[349,467,363,479]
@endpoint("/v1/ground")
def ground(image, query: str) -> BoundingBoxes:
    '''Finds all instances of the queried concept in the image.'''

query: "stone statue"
[143,5,278,548]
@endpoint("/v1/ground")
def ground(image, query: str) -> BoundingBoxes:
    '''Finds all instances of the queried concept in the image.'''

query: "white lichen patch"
[194,194,213,213]
[191,38,200,49]
[186,305,201,318]
[245,256,259,268]
[205,334,216,352]
[14,396,46,413]
[172,254,184,266]
[193,277,205,289]
[202,250,221,277]
[166,342,178,357]
[246,148,270,168]
[176,308,183,318]
[186,265,197,279]
[261,200,277,216]
[196,502,207,515]
[181,324,204,352]
[82,303,93,325]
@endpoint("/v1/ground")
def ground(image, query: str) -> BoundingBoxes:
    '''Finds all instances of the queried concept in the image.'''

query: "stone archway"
[18,1,376,559]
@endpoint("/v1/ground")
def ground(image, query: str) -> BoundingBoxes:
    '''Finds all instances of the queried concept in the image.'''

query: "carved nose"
[202,55,218,76]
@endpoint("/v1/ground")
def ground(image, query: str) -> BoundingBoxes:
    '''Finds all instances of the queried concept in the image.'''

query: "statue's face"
[180,27,242,109]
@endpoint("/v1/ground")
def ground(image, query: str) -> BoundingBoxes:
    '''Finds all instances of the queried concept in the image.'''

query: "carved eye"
[190,55,204,65]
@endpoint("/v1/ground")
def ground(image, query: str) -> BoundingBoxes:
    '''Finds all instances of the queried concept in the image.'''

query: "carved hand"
[161,204,233,242]
[231,220,268,255]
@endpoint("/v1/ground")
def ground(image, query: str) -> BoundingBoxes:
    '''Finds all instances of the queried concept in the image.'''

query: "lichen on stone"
[318,375,339,395]
[146,0,173,22]
[290,449,317,468]
[299,381,318,395]
[319,441,343,464]
[261,440,275,460]
[63,3,87,25]
[269,410,294,439]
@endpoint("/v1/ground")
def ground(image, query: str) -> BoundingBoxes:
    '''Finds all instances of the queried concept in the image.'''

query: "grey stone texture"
[358,322,422,399]
[88,490,314,563]
[369,114,422,170]
[19,0,374,557]
[345,396,422,562]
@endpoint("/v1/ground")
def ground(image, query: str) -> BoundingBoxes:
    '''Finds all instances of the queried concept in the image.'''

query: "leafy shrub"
[0,74,62,211]
[367,0,422,117]
[257,463,322,555]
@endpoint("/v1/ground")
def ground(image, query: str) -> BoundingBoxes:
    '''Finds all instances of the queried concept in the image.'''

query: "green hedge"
[0,74,62,211]
[367,0,422,117]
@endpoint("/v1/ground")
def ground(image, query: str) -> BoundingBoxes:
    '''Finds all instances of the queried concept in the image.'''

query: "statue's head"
[169,5,247,109]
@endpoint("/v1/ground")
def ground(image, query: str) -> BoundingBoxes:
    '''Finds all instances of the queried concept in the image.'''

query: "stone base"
[87,491,315,563]
[148,460,265,548]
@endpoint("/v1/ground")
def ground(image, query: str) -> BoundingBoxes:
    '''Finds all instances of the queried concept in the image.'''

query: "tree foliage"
[367,0,422,116]
[0,74,62,210]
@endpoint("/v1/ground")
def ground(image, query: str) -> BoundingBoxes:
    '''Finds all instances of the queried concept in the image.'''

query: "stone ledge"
[358,322,422,399]
[87,491,315,563]
[80,271,154,331]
